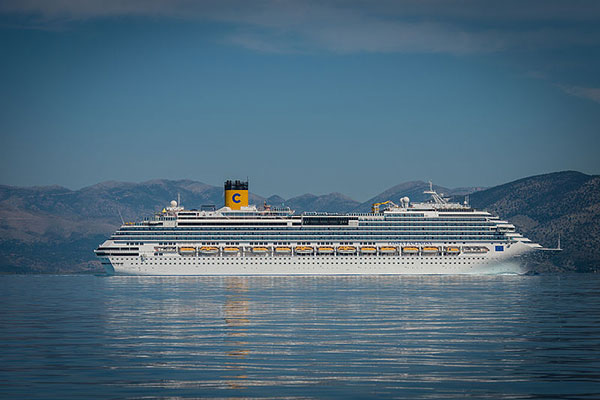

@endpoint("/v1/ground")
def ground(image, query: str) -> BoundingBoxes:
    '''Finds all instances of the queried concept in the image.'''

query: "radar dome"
[170,200,177,207]
[402,197,410,203]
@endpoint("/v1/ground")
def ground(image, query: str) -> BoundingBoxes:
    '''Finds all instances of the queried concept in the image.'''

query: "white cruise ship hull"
[96,180,547,276]
[101,242,534,276]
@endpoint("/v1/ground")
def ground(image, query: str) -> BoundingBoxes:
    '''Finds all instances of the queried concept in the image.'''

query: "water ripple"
[1,274,599,399]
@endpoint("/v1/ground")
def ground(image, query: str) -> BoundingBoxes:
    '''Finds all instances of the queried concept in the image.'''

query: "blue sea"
[1,274,599,399]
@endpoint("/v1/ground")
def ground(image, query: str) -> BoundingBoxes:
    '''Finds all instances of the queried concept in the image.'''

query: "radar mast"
[423,181,448,204]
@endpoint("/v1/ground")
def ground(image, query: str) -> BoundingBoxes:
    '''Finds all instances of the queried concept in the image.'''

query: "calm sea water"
[1,274,599,399]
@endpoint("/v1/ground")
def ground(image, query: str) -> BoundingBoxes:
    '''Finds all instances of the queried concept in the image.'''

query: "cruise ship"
[95,180,544,275]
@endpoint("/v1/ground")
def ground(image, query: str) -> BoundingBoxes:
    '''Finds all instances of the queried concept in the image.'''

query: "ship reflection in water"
[223,278,250,390]
[1,274,599,399]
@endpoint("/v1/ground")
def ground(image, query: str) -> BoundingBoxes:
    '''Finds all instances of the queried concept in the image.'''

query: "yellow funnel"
[224,180,248,210]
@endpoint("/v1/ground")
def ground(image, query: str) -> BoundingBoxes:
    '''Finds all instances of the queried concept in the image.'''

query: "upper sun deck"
[177,206,296,219]
[135,181,486,225]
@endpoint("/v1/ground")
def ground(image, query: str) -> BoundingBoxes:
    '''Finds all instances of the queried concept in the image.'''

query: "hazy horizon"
[1,169,594,203]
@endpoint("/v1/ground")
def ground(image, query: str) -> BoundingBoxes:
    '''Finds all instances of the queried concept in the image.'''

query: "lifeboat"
[223,247,240,255]
[360,246,377,254]
[199,246,219,255]
[444,247,460,254]
[421,246,440,255]
[402,246,419,254]
[251,246,269,255]
[379,246,397,255]
[275,246,292,254]
[178,247,196,255]
[295,246,314,255]
[317,246,335,255]
[337,246,356,255]
[462,246,489,254]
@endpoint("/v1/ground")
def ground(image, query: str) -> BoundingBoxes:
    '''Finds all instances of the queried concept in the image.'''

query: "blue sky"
[1,1,599,200]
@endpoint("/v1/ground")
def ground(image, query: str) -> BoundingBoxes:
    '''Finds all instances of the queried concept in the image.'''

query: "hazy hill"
[267,195,286,205]
[465,171,600,272]
[0,172,598,273]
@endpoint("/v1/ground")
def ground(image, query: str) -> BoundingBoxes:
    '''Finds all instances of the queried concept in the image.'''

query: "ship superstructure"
[95,180,542,275]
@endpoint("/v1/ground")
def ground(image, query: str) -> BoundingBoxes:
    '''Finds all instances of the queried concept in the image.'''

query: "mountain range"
[0,171,598,273]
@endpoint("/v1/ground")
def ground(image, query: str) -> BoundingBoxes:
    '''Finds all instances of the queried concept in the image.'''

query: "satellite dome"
[402,197,410,203]
[170,200,177,207]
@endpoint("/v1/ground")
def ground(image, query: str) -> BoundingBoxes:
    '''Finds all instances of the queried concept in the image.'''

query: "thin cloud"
[1,0,600,54]
[227,19,504,55]
[558,85,600,104]
[3,0,600,22]
[226,31,308,54]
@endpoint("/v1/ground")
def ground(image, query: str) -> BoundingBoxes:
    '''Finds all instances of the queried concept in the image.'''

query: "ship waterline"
[103,253,529,276]
[96,180,542,275]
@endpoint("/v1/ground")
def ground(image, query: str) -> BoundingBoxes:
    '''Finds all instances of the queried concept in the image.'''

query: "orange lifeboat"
[402,246,419,254]
[223,247,240,255]
[275,246,292,254]
[337,246,357,255]
[251,247,269,254]
[199,246,219,255]
[444,247,460,254]
[178,247,196,256]
[295,246,313,255]
[317,246,335,254]
[379,246,397,254]
[360,246,377,254]
[421,246,440,255]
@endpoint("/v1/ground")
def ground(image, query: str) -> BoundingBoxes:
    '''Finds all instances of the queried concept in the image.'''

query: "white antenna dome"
[402,196,410,203]
[170,200,177,207]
